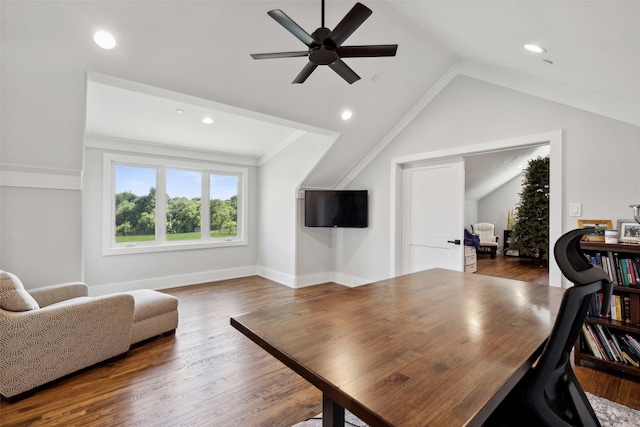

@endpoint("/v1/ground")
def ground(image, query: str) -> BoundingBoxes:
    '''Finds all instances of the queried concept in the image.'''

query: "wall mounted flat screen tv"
[305,190,368,228]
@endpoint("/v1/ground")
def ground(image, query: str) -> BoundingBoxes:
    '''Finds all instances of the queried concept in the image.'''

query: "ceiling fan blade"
[251,51,309,60]
[327,3,372,47]
[293,62,319,84]
[328,59,360,84]
[268,10,315,47]
[338,45,398,58]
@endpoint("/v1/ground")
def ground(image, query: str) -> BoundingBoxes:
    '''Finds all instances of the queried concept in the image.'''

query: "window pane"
[210,174,238,238]
[115,166,156,242]
[166,169,202,241]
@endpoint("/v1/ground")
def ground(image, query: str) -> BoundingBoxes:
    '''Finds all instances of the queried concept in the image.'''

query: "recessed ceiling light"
[524,44,546,53]
[341,110,353,121]
[94,31,116,49]
[202,117,214,124]
[176,109,184,114]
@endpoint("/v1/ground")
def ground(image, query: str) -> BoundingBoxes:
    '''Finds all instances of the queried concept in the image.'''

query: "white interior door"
[401,159,465,274]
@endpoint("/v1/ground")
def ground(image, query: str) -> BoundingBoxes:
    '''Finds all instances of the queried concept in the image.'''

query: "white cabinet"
[464,245,477,273]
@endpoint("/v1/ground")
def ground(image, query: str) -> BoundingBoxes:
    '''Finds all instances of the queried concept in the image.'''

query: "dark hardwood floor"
[1,277,343,427]
[475,252,550,286]
[1,262,639,426]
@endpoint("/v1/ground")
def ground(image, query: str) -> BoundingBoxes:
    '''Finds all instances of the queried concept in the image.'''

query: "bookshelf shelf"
[578,241,640,379]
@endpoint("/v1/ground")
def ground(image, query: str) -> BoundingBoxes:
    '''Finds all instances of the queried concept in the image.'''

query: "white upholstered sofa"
[0,271,178,401]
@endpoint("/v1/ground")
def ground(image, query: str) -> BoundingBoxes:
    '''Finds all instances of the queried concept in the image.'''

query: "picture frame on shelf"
[577,219,612,242]
[617,219,640,243]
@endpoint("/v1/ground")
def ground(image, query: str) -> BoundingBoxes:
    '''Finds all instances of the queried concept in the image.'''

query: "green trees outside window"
[115,189,157,240]
[114,165,239,243]
[115,165,156,242]
[210,196,238,236]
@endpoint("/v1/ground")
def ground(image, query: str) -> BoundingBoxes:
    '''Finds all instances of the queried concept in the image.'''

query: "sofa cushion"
[125,289,178,322]
[0,270,40,312]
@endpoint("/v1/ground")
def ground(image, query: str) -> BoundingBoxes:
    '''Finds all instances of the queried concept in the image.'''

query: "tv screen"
[305,190,368,228]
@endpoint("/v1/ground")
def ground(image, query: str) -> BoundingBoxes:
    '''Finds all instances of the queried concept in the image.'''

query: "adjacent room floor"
[476,253,549,286]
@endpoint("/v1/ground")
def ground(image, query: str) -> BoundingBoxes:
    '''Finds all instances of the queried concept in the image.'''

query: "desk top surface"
[231,268,563,426]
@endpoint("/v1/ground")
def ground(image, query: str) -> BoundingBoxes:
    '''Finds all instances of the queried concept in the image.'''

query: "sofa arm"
[28,282,89,307]
[0,293,135,399]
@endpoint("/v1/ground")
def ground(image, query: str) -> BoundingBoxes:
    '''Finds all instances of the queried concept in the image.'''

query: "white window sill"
[103,238,247,256]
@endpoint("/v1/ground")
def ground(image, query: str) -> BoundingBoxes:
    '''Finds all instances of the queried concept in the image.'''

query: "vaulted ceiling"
[5,1,639,190]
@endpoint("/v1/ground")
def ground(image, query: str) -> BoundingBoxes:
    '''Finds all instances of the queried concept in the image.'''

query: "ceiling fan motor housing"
[309,27,338,65]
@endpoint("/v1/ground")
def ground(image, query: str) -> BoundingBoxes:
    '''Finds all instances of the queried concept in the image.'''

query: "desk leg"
[323,394,345,427]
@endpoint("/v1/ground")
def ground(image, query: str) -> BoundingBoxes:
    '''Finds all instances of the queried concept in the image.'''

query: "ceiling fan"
[250,0,398,84]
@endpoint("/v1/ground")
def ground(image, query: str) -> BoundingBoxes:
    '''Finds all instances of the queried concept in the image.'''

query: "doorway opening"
[390,130,563,287]
[465,144,550,270]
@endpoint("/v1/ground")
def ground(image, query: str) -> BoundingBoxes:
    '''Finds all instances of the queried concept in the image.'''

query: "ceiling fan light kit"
[251,1,398,84]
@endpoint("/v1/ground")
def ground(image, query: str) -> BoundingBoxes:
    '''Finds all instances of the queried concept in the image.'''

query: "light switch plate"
[570,203,582,217]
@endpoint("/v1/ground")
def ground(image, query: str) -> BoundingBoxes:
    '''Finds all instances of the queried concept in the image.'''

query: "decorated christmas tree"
[510,156,550,261]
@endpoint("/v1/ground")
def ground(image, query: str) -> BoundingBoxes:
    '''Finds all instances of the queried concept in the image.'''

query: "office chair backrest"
[554,228,612,311]
[524,228,611,427]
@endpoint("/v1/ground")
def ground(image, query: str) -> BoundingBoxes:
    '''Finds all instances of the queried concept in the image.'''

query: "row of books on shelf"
[586,252,640,287]
[588,292,632,323]
[581,323,640,367]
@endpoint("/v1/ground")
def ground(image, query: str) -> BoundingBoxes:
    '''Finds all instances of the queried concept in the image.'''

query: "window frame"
[102,152,248,256]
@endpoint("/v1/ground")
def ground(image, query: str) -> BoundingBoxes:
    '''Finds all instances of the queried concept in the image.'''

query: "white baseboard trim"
[88,266,373,295]
[331,272,373,288]
[257,268,364,289]
[293,271,333,289]
[256,266,296,288]
[88,266,258,296]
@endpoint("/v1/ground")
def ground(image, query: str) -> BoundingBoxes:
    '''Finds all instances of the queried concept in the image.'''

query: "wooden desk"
[231,268,563,426]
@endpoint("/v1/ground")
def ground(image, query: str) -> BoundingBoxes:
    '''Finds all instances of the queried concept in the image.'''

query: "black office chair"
[486,228,612,427]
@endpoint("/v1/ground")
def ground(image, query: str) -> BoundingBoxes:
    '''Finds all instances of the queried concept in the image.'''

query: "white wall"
[478,173,523,253]
[331,170,387,286]
[258,131,335,287]
[329,75,640,286]
[0,6,86,286]
[464,200,478,229]
[295,197,332,287]
[1,186,82,286]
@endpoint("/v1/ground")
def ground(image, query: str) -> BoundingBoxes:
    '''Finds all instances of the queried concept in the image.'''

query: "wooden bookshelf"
[578,241,640,379]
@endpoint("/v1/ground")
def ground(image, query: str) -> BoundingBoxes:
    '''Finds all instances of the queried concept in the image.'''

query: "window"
[115,165,156,243]
[103,153,247,255]
[209,174,239,238]
[166,169,202,241]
